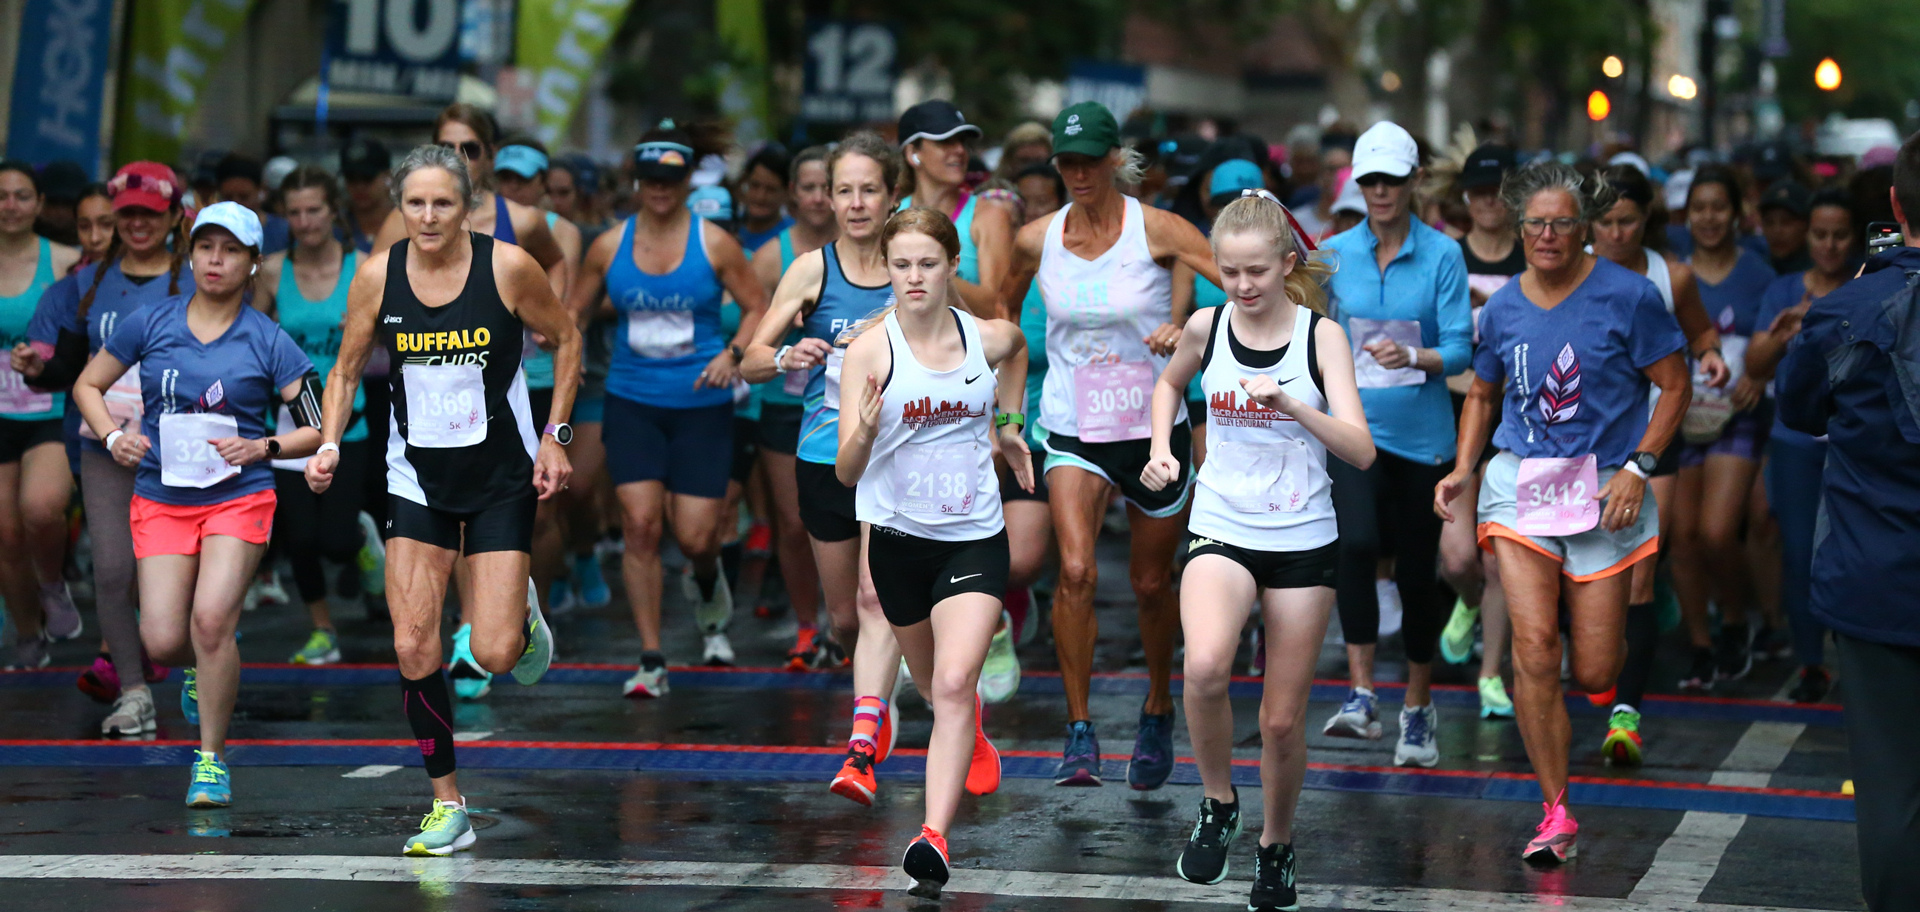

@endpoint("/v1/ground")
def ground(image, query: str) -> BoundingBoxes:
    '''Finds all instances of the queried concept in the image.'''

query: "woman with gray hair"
[1433,161,1690,863]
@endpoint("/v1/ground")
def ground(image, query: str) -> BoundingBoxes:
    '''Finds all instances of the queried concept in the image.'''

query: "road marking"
[452,731,492,742]
[0,853,1820,911]
[1707,723,1806,789]
[341,765,402,779]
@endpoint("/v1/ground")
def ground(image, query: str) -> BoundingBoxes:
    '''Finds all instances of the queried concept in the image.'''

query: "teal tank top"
[759,227,807,408]
[1018,280,1046,446]
[0,238,63,421]
[901,193,980,284]
[1184,274,1230,402]
[520,212,562,391]
[276,248,366,441]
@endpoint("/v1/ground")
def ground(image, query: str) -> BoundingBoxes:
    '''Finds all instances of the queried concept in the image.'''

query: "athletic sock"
[719,542,743,587]
[693,567,719,602]
[641,651,666,671]
[1617,601,1659,710]
[1003,587,1030,640]
[848,695,887,754]
[401,671,457,779]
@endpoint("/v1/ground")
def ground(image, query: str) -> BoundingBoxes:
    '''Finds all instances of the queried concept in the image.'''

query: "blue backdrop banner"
[6,0,116,174]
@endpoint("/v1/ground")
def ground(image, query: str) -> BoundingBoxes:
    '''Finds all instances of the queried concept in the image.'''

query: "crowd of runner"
[0,97,1907,908]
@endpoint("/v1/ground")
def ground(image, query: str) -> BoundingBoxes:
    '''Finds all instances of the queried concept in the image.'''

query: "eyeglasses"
[438,141,486,161]
[1519,217,1583,237]
[1356,173,1410,188]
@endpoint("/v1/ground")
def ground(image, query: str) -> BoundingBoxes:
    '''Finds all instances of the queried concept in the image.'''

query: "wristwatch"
[544,423,573,446]
[994,412,1025,430]
[265,438,281,458]
[726,343,743,362]
[1627,450,1659,477]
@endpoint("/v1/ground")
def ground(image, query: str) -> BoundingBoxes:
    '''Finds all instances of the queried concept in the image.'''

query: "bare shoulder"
[702,219,747,259]
[491,235,545,278]
[353,246,391,283]
[1666,256,1696,284]
[1314,310,1351,347]
[1014,211,1053,255]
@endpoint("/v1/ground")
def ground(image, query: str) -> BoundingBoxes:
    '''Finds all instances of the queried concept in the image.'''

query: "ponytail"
[1210,189,1335,315]
[166,216,189,296]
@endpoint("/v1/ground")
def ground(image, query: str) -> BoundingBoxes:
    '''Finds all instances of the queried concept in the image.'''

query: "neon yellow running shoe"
[1478,675,1515,719]
[1440,598,1480,665]
[402,799,475,856]
[1603,708,1644,766]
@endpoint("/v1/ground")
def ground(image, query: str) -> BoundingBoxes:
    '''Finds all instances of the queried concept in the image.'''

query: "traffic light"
[1815,58,1842,91]
[1588,90,1612,121]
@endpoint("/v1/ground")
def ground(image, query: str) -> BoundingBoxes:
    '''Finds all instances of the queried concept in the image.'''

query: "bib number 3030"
[895,442,976,515]
[1515,454,1599,536]
[405,362,487,448]
[159,413,241,488]
[1073,360,1152,443]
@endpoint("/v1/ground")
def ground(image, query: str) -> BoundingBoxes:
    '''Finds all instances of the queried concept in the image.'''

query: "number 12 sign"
[801,20,897,123]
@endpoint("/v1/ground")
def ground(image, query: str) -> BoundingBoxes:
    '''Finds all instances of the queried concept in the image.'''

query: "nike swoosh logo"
[950,573,982,583]
[1277,376,1300,386]
[965,374,982,383]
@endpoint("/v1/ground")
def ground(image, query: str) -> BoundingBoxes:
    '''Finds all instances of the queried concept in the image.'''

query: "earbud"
[250,264,257,276]
[911,154,921,167]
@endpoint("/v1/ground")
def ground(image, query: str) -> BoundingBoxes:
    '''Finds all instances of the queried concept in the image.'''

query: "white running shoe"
[1322,687,1383,740]
[101,687,156,736]
[1376,579,1403,638]
[510,578,554,685]
[684,568,734,634]
[978,611,1021,703]
[702,632,735,666]
[623,658,670,698]
[42,582,82,641]
[1394,704,1440,768]
[356,511,386,596]
[894,657,916,704]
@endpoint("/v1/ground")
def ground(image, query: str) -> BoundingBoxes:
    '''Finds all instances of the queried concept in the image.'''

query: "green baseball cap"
[1051,102,1120,159]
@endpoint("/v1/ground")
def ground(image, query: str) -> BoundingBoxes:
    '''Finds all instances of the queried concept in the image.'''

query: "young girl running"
[1145,191,1374,911]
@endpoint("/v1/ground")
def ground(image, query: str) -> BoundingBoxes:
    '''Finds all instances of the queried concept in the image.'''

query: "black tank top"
[380,233,537,512]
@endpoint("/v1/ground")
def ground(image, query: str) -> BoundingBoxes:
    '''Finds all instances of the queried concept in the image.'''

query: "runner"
[1151,191,1367,911]
[71,202,323,806]
[750,146,839,667]
[1172,158,1262,468]
[256,166,382,665]
[18,163,192,731]
[897,100,1015,317]
[70,182,115,266]
[306,144,578,855]
[736,145,795,254]
[1435,162,1688,862]
[1319,121,1471,767]
[998,101,1220,789]
[1590,163,1731,762]
[739,132,903,803]
[1671,164,1777,687]
[339,138,392,253]
[564,121,767,686]
[0,162,80,670]
[835,207,1028,899]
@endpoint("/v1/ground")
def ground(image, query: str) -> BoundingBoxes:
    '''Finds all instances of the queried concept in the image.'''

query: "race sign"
[327,0,462,101]
[801,20,897,123]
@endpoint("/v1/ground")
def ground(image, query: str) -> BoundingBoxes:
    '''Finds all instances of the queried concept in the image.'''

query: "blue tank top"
[0,238,62,421]
[604,215,728,408]
[1185,275,1230,401]
[902,193,980,284]
[492,193,517,246]
[795,243,893,464]
[758,227,810,409]
[276,248,366,441]
[519,211,560,391]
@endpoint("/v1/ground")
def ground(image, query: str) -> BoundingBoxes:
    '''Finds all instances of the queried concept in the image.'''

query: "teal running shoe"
[1479,675,1516,719]
[573,553,611,608]
[185,750,230,807]
[356,512,386,596]
[511,577,554,685]
[447,624,493,701]
[289,628,341,665]
[1439,598,1480,665]
[402,799,476,857]
[180,667,199,724]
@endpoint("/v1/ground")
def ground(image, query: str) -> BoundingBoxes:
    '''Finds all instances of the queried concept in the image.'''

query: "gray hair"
[389,144,477,209]
[1112,144,1146,188]
[1499,161,1619,225]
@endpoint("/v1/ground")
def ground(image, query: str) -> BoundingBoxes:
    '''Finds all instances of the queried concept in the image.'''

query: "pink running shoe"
[1523,793,1578,863]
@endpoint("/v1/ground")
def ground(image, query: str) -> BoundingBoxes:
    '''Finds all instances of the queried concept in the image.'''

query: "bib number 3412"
[1515,454,1600,536]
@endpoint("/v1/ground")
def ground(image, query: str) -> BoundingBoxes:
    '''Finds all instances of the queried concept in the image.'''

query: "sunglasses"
[1355,173,1410,188]
[438,141,486,161]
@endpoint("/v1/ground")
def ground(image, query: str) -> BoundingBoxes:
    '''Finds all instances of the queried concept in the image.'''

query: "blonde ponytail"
[1210,191,1335,315]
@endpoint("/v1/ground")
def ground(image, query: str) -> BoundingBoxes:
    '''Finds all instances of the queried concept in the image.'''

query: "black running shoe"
[1678,647,1716,692]
[1176,792,1240,885]
[1788,665,1832,704]
[1249,841,1299,912]
[1715,623,1752,682]
[1752,624,1793,662]
[902,826,949,899]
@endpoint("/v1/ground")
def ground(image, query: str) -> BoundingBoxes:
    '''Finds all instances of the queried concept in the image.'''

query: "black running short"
[1652,439,1682,478]
[997,444,1050,503]
[731,417,758,485]
[1185,537,1339,591]
[795,458,859,543]
[0,417,65,464]
[867,525,1009,627]
[386,492,536,555]
[1038,421,1192,518]
[756,403,803,456]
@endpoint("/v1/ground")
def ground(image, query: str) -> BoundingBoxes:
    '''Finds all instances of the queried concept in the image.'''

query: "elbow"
[1351,440,1377,471]
[834,461,860,488]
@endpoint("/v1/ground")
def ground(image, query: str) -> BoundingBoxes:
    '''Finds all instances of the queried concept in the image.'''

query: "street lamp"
[1602,56,1624,79]
[1588,90,1612,121]
[1668,74,1699,101]
[1815,57,1842,91]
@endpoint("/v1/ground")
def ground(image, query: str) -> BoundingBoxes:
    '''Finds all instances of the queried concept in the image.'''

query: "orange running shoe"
[903,825,950,899]
[744,523,772,557]
[875,698,898,764]
[786,627,818,671]
[830,745,878,806]
[964,696,1002,796]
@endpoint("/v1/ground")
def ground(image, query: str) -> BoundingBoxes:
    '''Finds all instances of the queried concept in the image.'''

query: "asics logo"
[384,315,404,324]
[949,573,981,583]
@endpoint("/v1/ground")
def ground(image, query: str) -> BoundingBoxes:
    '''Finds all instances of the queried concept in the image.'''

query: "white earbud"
[250,263,257,276]
[911,154,921,167]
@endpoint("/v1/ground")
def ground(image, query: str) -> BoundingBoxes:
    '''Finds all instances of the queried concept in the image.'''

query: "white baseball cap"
[191,201,264,250]
[1351,121,1420,180]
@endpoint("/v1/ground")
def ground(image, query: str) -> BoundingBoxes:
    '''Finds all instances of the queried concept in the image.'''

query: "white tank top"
[854,308,1004,541]
[1189,302,1338,553]
[1036,194,1176,438]
[1644,247,1675,313]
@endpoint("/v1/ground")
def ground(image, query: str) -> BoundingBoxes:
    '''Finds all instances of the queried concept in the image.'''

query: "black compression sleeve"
[28,328,88,391]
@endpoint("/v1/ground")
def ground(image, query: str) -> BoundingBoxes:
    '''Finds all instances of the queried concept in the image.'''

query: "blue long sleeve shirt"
[1323,218,1473,464]
[1777,245,1920,648]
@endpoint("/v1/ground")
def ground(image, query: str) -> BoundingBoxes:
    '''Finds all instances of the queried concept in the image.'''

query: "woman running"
[0,162,81,668]
[835,206,1028,898]
[896,100,1015,317]
[1171,158,1262,468]
[1672,165,1777,687]
[999,102,1219,789]
[750,146,839,667]
[256,166,379,665]
[1319,121,1471,768]
[1149,191,1372,910]
[72,202,324,807]
[736,145,795,255]
[1589,164,1730,763]
[308,144,577,856]
[1436,162,1688,862]
[18,163,193,732]
[740,133,903,804]
[71,183,115,265]
[565,121,766,686]
[1746,188,1857,703]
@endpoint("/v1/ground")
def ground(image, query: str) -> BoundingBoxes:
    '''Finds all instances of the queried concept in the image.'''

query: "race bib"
[404,362,487,448]
[822,348,847,411]
[895,442,977,515]
[0,369,52,415]
[627,309,696,359]
[1515,454,1599,536]
[270,405,310,472]
[159,412,242,489]
[782,365,809,396]
[1349,318,1426,389]
[1073,360,1152,442]
[1203,439,1307,513]
[79,364,143,441]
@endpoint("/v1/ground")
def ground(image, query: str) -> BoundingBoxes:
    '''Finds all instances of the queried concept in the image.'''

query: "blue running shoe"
[185,750,230,808]
[547,579,576,616]
[1054,720,1103,786]
[180,667,199,725]
[1128,709,1175,790]
[573,553,611,608]
[1321,687,1382,740]
[447,624,493,701]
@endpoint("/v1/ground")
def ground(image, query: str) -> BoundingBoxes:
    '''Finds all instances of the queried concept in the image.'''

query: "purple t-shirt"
[103,296,312,505]
[1473,257,1686,466]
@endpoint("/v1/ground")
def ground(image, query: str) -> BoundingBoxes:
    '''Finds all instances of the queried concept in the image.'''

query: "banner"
[114,0,256,166]
[517,0,631,148]
[715,0,771,148]
[6,0,117,173]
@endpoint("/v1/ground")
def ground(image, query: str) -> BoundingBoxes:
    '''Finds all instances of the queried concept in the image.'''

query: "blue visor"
[494,145,549,179]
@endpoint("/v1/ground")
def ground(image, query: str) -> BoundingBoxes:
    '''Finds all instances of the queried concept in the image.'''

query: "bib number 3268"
[1073,360,1152,442]
[405,362,487,448]
[159,413,241,488]
[1515,454,1599,536]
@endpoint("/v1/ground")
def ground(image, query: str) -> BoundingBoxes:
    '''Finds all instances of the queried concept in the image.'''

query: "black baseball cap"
[1750,140,1795,184]
[897,100,981,147]
[340,138,391,181]
[1759,179,1812,219]
[1460,144,1514,190]
[37,160,89,204]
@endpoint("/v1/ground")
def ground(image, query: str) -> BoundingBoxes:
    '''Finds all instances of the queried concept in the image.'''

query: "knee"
[1057,553,1097,595]
[1700,519,1741,554]
[141,623,190,665]
[188,608,233,651]
[392,622,441,671]
[1439,547,1482,592]
[471,636,520,675]
[930,665,975,709]
[622,513,663,553]
[1181,653,1233,702]
[1510,630,1562,682]
[1572,650,1619,695]
[1128,563,1173,598]
[1258,704,1302,748]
